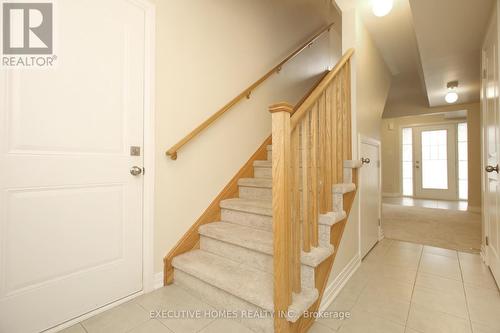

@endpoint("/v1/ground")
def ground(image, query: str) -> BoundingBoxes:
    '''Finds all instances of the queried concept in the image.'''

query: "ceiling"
[410,0,494,107]
[358,0,421,76]
[357,0,494,114]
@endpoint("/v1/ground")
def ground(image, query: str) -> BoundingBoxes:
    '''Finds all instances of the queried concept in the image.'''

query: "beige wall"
[468,104,482,210]
[355,16,392,141]
[381,102,482,210]
[152,0,341,274]
[328,7,391,285]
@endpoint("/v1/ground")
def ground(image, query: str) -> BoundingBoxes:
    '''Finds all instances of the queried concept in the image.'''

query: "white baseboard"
[154,272,164,290]
[481,245,488,265]
[382,192,401,198]
[378,226,385,241]
[319,254,361,312]
[468,206,481,213]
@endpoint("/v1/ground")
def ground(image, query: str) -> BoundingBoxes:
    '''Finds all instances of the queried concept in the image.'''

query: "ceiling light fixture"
[445,81,459,104]
[372,0,393,17]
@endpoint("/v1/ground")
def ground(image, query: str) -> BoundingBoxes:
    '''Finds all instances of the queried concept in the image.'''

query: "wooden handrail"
[290,48,354,129]
[165,23,335,160]
[269,50,353,332]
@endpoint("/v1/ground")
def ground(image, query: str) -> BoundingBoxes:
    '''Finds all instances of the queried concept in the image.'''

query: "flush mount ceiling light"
[445,81,459,104]
[372,0,393,17]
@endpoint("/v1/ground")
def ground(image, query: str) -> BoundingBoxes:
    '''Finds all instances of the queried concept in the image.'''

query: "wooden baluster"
[332,77,340,185]
[301,113,311,252]
[291,127,301,293]
[310,103,319,247]
[324,88,333,211]
[318,90,327,214]
[269,103,293,333]
[336,75,344,182]
[345,62,353,159]
[342,67,348,163]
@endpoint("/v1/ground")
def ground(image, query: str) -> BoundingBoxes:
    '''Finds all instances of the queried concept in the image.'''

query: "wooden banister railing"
[165,23,335,160]
[269,48,354,332]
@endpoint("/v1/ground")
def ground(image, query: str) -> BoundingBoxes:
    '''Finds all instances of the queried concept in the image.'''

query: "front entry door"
[482,9,500,286]
[0,1,147,332]
[414,125,458,200]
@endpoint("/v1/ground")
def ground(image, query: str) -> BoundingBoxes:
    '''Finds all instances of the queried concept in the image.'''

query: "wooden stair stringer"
[163,135,272,285]
[291,168,358,333]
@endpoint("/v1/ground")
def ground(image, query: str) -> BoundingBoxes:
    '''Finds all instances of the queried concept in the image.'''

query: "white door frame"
[413,124,458,200]
[481,44,490,265]
[44,1,156,332]
[481,4,498,268]
[358,134,383,257]
[397,120,463,199]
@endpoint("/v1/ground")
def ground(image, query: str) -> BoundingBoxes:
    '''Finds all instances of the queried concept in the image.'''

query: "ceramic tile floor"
[383,197,469,211]
[59,239,499,333]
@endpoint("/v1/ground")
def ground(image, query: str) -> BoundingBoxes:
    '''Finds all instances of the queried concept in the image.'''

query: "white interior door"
[414,125,458,200]
[360,138,381,258]
[482,10,500,286]
[0,1,147,332]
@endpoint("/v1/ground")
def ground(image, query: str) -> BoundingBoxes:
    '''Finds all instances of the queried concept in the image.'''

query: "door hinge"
[486,236,489,246]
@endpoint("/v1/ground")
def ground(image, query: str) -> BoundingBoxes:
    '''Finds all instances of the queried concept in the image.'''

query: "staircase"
[171,148,359,332]
[164,48,357,333]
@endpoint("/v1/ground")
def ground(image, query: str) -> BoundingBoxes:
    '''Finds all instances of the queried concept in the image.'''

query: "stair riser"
[174,270,274,333]
[333,192,343,212]
[254,166,272,178]
[239,187,339,212]
[200,236,316,290]
[344,168,352,184]
[239,186,272,200]
[319,224,331,247]
[221,209,272,231]
[254,165,352,183]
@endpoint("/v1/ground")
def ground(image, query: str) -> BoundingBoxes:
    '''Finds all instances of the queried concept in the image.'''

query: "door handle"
[486,164,499,173]
[130,166,143,176]
[361,157,370,165]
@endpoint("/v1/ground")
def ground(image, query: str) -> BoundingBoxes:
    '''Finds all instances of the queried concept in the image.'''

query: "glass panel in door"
[421,130,448,189]
[414,124,457,200]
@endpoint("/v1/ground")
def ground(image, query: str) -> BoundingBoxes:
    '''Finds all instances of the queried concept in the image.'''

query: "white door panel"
[0,1,146,332]
[360,139,381,258]
[482,7,500,286]
[414,124,458,200]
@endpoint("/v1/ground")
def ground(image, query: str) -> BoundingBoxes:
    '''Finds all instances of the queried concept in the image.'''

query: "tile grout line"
[324,242,398,332]
[132,286,216,333]
[457,254,475,332]
[403,245,424,331]
[152,319,175,333]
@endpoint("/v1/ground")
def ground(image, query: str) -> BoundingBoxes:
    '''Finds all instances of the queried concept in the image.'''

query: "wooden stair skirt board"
[164,140,360,333]
[164,49,356,333]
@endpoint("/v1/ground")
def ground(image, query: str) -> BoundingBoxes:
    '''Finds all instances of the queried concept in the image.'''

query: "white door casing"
[414,124,458,201]
[359,136,381,258]
[0,1,153,332]
[482,6,500,286]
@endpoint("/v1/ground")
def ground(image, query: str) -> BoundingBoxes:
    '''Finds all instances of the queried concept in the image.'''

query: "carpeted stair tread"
[172,250,319,322]
[199,222,333,267]
[238,177,272,188]
[332,183,356,194]
[220,198,272,216]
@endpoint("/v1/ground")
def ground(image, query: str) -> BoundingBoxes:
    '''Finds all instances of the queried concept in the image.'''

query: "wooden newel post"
[269,102,293,333]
